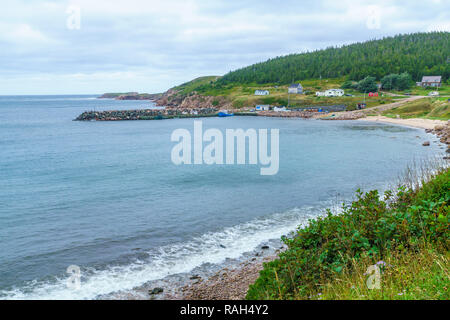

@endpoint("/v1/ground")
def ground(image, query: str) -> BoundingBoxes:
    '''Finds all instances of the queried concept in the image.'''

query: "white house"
[255,90,270,96]
[316,89,344,97]
[273,106,287,112]
[255,105,270,111]
[288,84,303,94]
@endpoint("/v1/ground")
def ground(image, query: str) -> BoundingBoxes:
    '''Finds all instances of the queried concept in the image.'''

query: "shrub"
[246,169,449,300]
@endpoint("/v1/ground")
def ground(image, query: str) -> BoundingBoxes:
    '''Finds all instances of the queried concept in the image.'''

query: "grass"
[390,84,450,96]
[309,245,449,300]
[170,76,394,110]
[167,77,448,115]
[246,166,449,300]
[383,97,450,120]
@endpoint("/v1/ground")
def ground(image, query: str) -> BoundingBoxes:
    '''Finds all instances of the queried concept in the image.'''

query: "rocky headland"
[98,92,162,100]
[155,89,232,110]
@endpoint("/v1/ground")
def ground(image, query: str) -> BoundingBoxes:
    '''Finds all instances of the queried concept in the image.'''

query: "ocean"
[0,95,443,299]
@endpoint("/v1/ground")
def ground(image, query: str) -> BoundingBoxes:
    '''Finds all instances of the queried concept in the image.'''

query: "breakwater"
[74,108,324,121]
[75,108,219,121]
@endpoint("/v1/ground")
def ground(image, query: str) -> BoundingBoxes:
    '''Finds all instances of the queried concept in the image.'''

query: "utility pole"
[288,90,291,108]
[288,77,294,109]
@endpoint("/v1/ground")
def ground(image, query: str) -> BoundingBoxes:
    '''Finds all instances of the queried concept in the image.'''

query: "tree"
[216,32,449,86]
[357,76,378,93]
[341,81,356,89]
[381,72,412,90]
[397,72,412,90]
[381,74,398,90]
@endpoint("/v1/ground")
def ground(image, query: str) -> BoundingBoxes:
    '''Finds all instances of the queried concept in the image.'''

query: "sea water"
[0,95,443,299]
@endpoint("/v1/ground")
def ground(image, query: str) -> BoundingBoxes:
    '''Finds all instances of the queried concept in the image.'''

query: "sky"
[0,0,448,95]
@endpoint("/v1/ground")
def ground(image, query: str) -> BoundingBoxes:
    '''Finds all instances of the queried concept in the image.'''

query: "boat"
[217,111,234,117]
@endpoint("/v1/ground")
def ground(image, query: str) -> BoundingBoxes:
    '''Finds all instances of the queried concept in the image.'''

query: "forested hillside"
[218,32,449,85]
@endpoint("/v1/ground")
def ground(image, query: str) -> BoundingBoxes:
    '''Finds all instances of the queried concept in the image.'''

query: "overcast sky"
[0,0,448,95]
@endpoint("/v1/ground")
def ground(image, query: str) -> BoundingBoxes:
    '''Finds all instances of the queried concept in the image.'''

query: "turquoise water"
[0,95,442,299]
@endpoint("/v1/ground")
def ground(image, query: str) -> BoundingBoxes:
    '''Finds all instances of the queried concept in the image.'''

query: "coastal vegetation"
[383,98,450,120]
[246,166,449,300]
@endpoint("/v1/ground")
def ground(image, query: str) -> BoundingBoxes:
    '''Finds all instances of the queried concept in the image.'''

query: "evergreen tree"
[217,32,449,85]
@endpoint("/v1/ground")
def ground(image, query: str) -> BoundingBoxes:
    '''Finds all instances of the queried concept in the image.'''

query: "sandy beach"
[360,116,447,130]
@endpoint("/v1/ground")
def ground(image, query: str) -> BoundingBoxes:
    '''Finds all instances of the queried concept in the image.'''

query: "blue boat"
[218,111,234,117]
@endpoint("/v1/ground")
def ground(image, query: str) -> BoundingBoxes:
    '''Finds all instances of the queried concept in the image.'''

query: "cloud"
[0,0,448,94]
[0,23,56,44]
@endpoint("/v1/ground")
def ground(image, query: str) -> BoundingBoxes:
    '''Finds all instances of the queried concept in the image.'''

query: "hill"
[217,32,449,85]
[154,32,449,113]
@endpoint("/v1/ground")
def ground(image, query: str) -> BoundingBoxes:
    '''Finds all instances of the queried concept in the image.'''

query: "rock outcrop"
[155,89,231,110]
[431,122,450,154]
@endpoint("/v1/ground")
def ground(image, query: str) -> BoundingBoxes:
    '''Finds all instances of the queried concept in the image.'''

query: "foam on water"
[0,204,329,300]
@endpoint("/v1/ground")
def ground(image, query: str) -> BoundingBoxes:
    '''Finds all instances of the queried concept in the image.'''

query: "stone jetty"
[74,108,219,121]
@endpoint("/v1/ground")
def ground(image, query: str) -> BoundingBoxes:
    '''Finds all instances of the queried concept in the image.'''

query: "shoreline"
[162,116,449,301]
[174,254,279,300]
[359,115,447,130]
[73,107,449,300]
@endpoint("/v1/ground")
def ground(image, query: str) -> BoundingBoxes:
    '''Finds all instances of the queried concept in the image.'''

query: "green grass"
[172,76,221,95]
[390,84,450,96]
[312,245,449,300]
[170,77,394,110]
[167,77,448,114]
[383,97,450,120]
[246,168,449,300]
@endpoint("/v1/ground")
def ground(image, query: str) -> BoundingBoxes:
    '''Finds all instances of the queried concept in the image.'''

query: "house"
[288,83,303,94]
[325,89,344,97]
[255,105,271,111]
[255,90,270,96]
[273,106,287,112]
[417,76,442,88]
[316,89,344,97]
